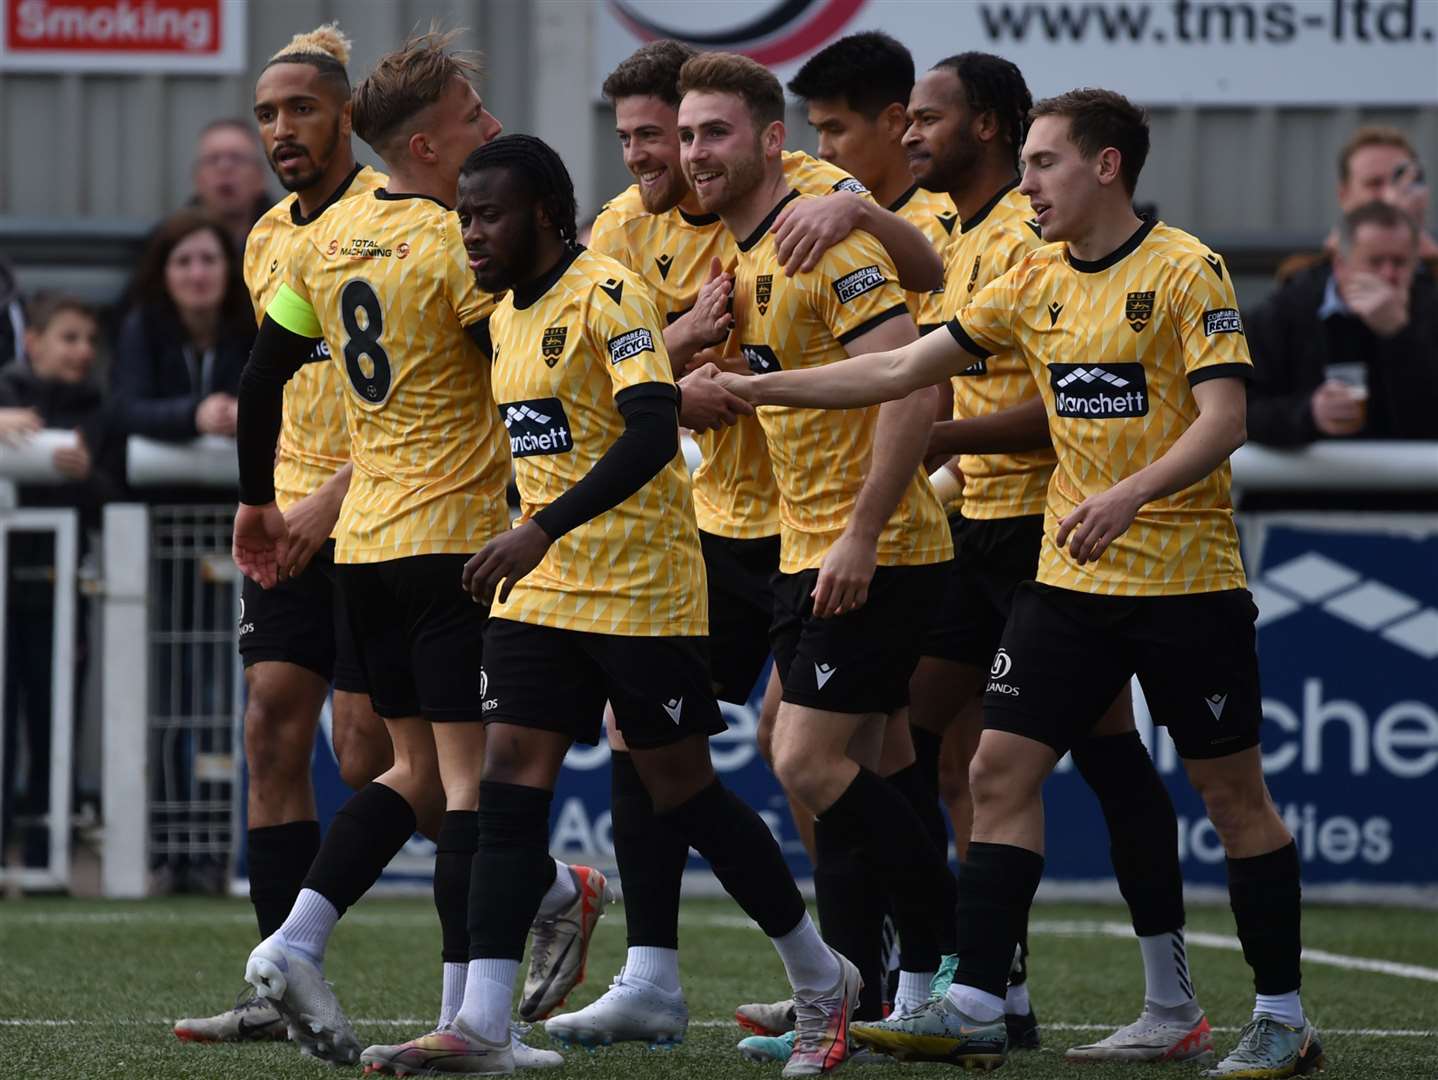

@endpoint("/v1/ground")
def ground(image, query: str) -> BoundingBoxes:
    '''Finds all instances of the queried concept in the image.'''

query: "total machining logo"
[1251,551,1438,661]
[1050,363,1149,419]
[500,397,573,458]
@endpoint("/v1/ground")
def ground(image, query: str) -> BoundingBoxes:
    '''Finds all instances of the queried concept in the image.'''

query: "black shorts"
[771,562,950,715]
[699,530,780,703]
[922,513,1043,667]
[336,554,487,722]
[481,618,727,750]
[238,539,366,693]
[984,582,1263,760]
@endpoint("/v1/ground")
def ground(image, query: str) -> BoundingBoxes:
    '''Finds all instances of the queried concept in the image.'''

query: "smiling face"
[1018,114,1109,244]
[614,94,689,214]
[903,68,983,193]
[457,166,542,294]
[25,308,98,385]
[677,90,773,216]
[254,62,348,194]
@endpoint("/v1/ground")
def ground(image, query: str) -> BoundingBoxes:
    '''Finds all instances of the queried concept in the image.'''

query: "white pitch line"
[0,1018,1431,1038]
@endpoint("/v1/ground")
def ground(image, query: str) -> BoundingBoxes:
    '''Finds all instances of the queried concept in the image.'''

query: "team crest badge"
[541,326,567,367]
[966,256,981,293]
[756,274,773,315]
[1125,290,1155,332]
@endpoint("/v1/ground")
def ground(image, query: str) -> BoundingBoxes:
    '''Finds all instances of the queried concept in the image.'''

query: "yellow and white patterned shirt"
[888,183,957,334]
[940,180,1056,520]
[270,189,509,564]
[242,165,386,514]
[589,150,869,540]
[488,248,707,637]
[732,191,953,574]
[950,219,1252,596]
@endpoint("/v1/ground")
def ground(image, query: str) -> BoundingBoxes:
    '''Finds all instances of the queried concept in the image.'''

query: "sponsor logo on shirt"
[338,237,398,259]
[741,343,782,374]
[1203,308,1244,337]
[607,328,656,365]
[832,177,868,195]
[1049,363,1149,419]
[832,264,886,305]
[500,398,573,457]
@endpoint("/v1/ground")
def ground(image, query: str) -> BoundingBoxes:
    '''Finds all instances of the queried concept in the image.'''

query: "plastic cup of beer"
[1324,362,1369,426]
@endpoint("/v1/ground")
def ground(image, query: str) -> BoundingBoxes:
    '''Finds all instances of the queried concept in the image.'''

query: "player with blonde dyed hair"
[231,28,589,1070]
[172,20,398,1048]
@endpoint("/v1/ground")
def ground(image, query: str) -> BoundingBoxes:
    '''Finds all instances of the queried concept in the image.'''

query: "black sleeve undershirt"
[531,382,679,541]
[236,315,324,505]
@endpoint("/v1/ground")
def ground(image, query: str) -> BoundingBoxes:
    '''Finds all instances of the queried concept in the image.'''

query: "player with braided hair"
[352,133,861,1078]
[230,32,582,1070]
[173,21,396,1048]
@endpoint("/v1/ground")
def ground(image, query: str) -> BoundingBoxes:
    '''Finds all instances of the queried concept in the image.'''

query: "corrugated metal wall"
[1,0,1435,244]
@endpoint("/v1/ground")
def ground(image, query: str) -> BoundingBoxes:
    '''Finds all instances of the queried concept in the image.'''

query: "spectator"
[0,295,120,869]
[1246,200,1438,447]
[1278,126,1438,280]
[111,211,252,443]
[189,119,272,251]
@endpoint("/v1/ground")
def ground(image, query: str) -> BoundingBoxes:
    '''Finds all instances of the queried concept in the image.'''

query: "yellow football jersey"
[589,150,868,540]
[889,183,957,333]
[487,248,707,638]
[951,219,1252,596]
[941,181,1056,520]
[242,165,387,513]
[732,191,953,574]
[274,189,509,564]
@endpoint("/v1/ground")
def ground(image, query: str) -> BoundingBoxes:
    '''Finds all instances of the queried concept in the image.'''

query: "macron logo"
[1206,693,1229,721]
[662,697,684,725]
[814,663,838,690]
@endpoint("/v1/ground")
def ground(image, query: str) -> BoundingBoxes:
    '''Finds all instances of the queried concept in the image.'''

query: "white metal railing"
[1231,441,1438,492]
[0,507,78,891]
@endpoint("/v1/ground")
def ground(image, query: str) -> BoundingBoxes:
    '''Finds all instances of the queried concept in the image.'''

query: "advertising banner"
[0,0,246,73]
[595,0,1438,105]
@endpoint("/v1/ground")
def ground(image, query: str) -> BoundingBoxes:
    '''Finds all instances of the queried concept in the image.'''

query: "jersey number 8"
[340,279,392,405]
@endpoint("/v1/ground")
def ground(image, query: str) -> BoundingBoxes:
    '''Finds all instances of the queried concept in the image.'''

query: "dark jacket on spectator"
[0,363,124,537]
[1245,262,1438,446]
[109,304,250,440]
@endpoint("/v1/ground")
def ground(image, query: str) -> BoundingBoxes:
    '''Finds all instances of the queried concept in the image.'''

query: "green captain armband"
[266,282,322,338]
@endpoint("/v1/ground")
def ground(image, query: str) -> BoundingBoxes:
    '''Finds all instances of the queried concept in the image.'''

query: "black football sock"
[819,767,953,973]
[301,782,416,914]
[468,782,556,961]
[813,817,886,1020]
[659,778,806,938]
[1072,732,1186,936]
[434,810,478,965]
[953,842,1045,999]
[610,751,689,949]
[909,724,943,799]
[247,820,320,939]
[1227,841,1302,995]
[886,761,958,954]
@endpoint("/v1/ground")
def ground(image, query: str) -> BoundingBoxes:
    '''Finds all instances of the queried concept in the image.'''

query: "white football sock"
[1139,929,1197,1008]
[626,946,682,994]
[1254,991,1305,1028]
[895,970,933,1015]
[771,913,840,993]
[945,983,1005,1023]
[454,958,520,1045]
[276,888,339,968]
[438,961,467,1028]
[535,861,576,921]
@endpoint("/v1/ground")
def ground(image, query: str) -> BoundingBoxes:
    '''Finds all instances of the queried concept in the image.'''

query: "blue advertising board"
[238,513,1437,900]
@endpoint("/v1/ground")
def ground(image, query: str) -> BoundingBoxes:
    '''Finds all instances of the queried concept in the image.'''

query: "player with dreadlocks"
[356,133,861,1077]
[173,22,395,1047]
[230,32,598,1070]
[831,51,1218,1066]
